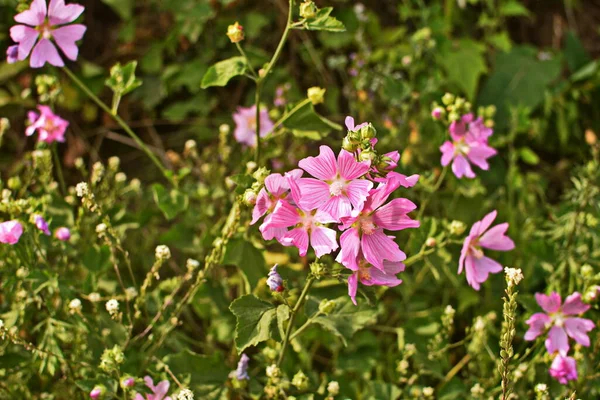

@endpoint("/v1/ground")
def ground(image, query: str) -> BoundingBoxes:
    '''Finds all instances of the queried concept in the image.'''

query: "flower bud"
[448,220,466,236]
[442,93,455,106]
[155,245,171,261]
[55,227,71,241]
[34,215,50,235]
[6,45,18,64]
[425,237,437,247]
[266,364,281,380]
[299,1,318,19]
[291,370,309,391]
[327,381,340,396]
[359,150,376,163]
[581,264,593,278]
[342,136,359,152]
[319,299,336,315]
[266,264,284,292]
[307,86,326,105]
[121,376,135,389]
[90,386,105,399]
[243,189,258,206]
[431,107,444,120]
[69,298,82,314]
[226,22,244,43]
[360,123,377,139]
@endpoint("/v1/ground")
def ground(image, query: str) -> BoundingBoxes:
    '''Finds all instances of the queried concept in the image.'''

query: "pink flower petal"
[464,255,481,290]
[372,198,419,231]
[345,179,372,210]
[319,195,352,222]
[267,200,300,228]
[478,222,515,251]
[251,188,270,224]
[10,25,39,61]
[561,292,591,315]
[452,154,475,179]
[153,380,170,400]
[264,173,288,197]
[30,38,64,68]
[348,272,358,305]
[309,226,338,258]
[546,325,569,355]
[345,116,356,131]
[535,292,562,314]
[282,227,309,257]
[458,236,472,275]
[259,217,287,241]
[466,142,497,170]
[48,0,85,25]
[440,141,455,166]
[51,24,86,61]
[337,149,370,180]
[362,261,404,287]
[298,145,337,180]
[549,354,577,385]
[472,210,497,237]
[296,178,330,210]
[564,317,595,346]
[524,312,551,341]
[14,0,47,26]
[361,230,406,271]
[0,220,24,245]
[336,228,360,271]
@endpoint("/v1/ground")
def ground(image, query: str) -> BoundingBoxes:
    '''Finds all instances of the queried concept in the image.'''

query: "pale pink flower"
[347,255,405,305]
[297,145,373,221]
[458,210,514,290]
[26,105,69,143]
[134,376,172,400]
[549,354,578,384]
[345,115,367,132]
[266,176,338,258]
[9,0,86,68]
[55,227,71,241]
[0,220,23,245]
[251,170,302,241]
[336,172,419,273]
[233,105,274,147]
[525,292,595,355]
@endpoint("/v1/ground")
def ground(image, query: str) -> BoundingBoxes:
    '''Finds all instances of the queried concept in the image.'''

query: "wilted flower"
[0,220,23,245]
[6,45,18,64]
[10,0,87,68]
[234,354,250,380]
[55,227,71,241]
[34,215,51,235]
[233,105,274,147]
[266,264,284,292]
[26,106,69,143]
[549,354,577,384]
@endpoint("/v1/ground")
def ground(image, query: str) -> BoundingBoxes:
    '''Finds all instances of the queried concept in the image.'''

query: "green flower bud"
[442,93,455,106]
[360,123,377,140]
[581,264,593,278]
[299,1,318,19]
[319,299,336,315]
[342,136,359,152]
[449,220,466,236]
[226,22,244,43]
[310,261,327,279]
[307,86,326,105]
[252,167,270,185]
[359,150,377,163]
[243,189,258,206]
[292,370,309,391]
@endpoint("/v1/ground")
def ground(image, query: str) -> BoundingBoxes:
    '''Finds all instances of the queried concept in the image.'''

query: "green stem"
[235,42,257,78]
[254,82,262,163]
[62,67,173,185]
[264,98,311,139]
[417,166,447,220]
[262,0,294,80]
[277,276,314,366]
[51,144,66,194]
[289,311,322,341]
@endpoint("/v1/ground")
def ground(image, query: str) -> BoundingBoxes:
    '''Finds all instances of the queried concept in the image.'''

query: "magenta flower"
[266,177,338,258]
[54,227,71,241]
[458,210,514,290]
[336,173,419,274]
[7,45,19,64]
[251,170,302,241]
[347,256,405,305]
[89,386,103,399]
[26,105,69,143]
[549,354,578,385]
[34,215,50,235]
[525,292,595,355]
[233,105,274,147]
[0,220,23,245]
[266,264,284,292]
[440,113,497,179]
[297,145,373,221]
[345,116,367,132]
[134,376,172,400]
[9,0,86,68]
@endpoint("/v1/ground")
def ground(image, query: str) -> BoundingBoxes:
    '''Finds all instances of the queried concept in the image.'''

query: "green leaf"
[100,0,133,20]
[488,32,512,52]
[82,245,111,272]
[277,305,290,339]
[151,183,189,220]
[201,57,247,88]
[564,31,591,72]
[223,238,266,290]
[438,39,487,101]
[282,101,342,136]
[571,60,599,82]
[303,8,346,32]
[499,1,531,17]
[308,297,377,346]
[163,350,229,395]
[106,61,142,96]
[519,147,540,165]
[230,295,278,352]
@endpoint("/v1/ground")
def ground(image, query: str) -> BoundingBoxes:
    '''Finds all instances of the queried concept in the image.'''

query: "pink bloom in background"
[7,45,19,64]
[336,173,419,274]
[251,170,302,241]
[266,177,338,258]
[34,215,50,235]
[10,0,86,68]
[525,292,595,355]
[26,105,69,143]
[549,354,578,384]
[297,145,372,221]
[134,376,172,400]
[0,220,23,245]
[440,113,497,179]
[89,387,103,399]
[345,116,367,132]
[233,105,274,147]
[458,210,514,290]
[55,227,71,241]
[347,256,405,305]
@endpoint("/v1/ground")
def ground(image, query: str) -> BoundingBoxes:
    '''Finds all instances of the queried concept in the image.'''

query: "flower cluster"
[251,116,419,304]
[525,292,595,384]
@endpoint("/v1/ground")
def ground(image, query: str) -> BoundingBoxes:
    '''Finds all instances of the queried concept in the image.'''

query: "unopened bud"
[307,86,326,105]
[359,150,376,162]
[449,220,466,236]
[342,136,358,152]
[431,107,444,120]
[291,370,309,391]
[226,22,244,43]
[442,93,455,106]
[243,189,258,206]
[360,123,377,139]
[90,386,105,399]
[299,1,318,19]
[319,299,336,315]
[425,237,437,247]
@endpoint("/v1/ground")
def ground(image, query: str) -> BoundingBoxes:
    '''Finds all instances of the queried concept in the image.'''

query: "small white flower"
[96,223,107,235]
[219,124,230,135]
[444,305,455,316]
[105,299,119,315]
[176,388,194,400]
[129,178,141,191]
[0,319,4,329]
[125,287,138,299]
[88,292,101,302]
[108,156,120,170]
[473,316,485,332]
[115,172,127,183]
[504,267,524,287]
[69,298,82,313]
[534,383,548,393]
[155,245,171,261]
[186,259,200,270]
[184,140,197,152]
[327,381,339,396]
[423,387,434,397]
[470,383,484,396]
[76,182,89,197]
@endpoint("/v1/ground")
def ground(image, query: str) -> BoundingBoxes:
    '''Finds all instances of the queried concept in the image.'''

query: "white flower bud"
[105,299,119,315]
[69,298,82,313]
[76,182,89,197]
[155,245,171,261]
[327,381,339,396]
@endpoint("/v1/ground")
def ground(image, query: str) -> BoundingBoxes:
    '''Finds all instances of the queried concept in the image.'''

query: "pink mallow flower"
[134,376,172,400]
[266,176,338,258]
[251,170,303,241]
[549,354,578,385]
[440,114,496,179]
[55,227,71,241]
[458,210,514,290]
[525,292,595,355]
[10,0,86,68]
[233,105,274,147]
[336,172,419,274]
[347,255,405,305]
[34,215,50,235]
[297,145,373,221]
[26,105,69,143]
[0,220,23,245]
[345,116,367,132]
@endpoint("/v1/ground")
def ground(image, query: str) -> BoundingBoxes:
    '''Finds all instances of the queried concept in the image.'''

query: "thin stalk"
[289,311,322,341]
[62,67,173,185]
[235,42,257,78]
[51,144,66,194]
[254,83,262,163]
[277,276,314,366]
[264,98,311,139]
[417,166,447,219]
